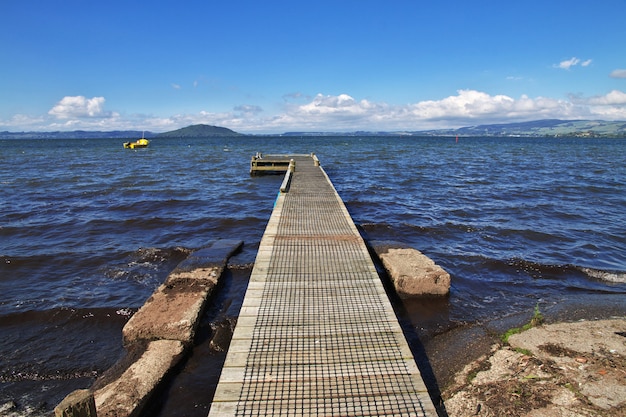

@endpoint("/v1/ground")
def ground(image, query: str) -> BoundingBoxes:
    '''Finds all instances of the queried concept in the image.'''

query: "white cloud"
[269,89,626,131]
[236,90,585,132]
[408,90,517,119]
[171,83,181,90]
[5,89,626,133]
[556,57,579,70]
[48,96,111,119]
[585,90,626,106]
[0,113,45,129]
[298,94,376,116]
[554,57,592,70]
[610,69,626,78]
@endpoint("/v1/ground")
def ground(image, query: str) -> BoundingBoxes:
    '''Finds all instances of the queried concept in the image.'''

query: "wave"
[0,246,193,316]
[480,257,626,287]
[580,267,626,284]
[359,221,626,284]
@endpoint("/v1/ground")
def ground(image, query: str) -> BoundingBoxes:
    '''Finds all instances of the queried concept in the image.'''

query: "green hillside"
[423,119,626,138]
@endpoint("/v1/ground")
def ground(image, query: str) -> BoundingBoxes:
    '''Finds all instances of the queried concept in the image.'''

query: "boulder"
[370,241,450,296]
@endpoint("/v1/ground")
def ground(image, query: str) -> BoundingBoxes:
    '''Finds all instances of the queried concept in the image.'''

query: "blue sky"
[2,0,625,133]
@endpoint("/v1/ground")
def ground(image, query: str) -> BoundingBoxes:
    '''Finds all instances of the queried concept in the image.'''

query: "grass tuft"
[501,304,544,344]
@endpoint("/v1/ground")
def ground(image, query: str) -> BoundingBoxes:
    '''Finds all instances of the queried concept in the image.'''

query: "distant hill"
[156,124,243,138]
[420,119,626,138]
[2,120,625,139]
[280,120,626,137]
[0,124,241,139]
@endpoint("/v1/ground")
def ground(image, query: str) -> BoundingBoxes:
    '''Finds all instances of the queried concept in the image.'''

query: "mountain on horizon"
[156,124,242,138]
[424,119,626,137]
[1,119,625,139]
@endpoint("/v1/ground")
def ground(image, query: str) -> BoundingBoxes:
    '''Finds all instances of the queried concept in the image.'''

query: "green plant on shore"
[514,347,533,356]
[501,304,544,344]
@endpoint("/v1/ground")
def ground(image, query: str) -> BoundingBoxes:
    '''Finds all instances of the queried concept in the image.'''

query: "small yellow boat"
[123,132,149,149]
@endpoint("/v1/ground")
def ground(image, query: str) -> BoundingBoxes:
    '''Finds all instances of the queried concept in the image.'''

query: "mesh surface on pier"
[208,155,436,416]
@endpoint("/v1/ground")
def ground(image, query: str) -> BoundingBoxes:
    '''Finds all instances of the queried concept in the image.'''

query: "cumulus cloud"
[408,90,518,119]
[285,90,575,129]
[266,89,626,131]
[298,94,376,115]
[6,89,626,133]
[554,57,592,70]
[265,93,389,131]
[48,96,111,119]
[610,69,626,78]
[0,114,45,129]
[585,90,626,105]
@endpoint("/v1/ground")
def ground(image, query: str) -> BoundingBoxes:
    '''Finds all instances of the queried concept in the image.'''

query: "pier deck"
[209,155,436,416]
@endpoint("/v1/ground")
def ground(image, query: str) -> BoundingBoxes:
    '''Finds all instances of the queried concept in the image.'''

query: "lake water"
[1,136,625,415]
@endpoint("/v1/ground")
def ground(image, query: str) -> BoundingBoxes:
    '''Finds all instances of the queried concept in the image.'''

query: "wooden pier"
[209,154,437,416]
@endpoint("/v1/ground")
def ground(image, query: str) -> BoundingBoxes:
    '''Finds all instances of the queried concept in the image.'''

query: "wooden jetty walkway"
[209,154,437,416]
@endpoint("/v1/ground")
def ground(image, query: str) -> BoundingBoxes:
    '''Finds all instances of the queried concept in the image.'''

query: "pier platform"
[209,154,436,416]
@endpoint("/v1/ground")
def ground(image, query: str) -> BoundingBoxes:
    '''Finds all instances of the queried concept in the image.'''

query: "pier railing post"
[280,159,295,193]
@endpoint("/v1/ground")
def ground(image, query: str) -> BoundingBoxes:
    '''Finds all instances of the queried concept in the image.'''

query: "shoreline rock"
[55,240,243,417]
[369,240,450,296]
[443,318,626,417]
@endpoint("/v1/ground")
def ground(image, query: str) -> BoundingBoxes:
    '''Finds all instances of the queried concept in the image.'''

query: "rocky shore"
[442,318,626,417]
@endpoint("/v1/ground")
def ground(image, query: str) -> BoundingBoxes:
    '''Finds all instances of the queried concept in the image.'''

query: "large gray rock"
[122,266,220,345]
[122,240,243,345]
[370,241,450,296]
[94,340,185,417]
